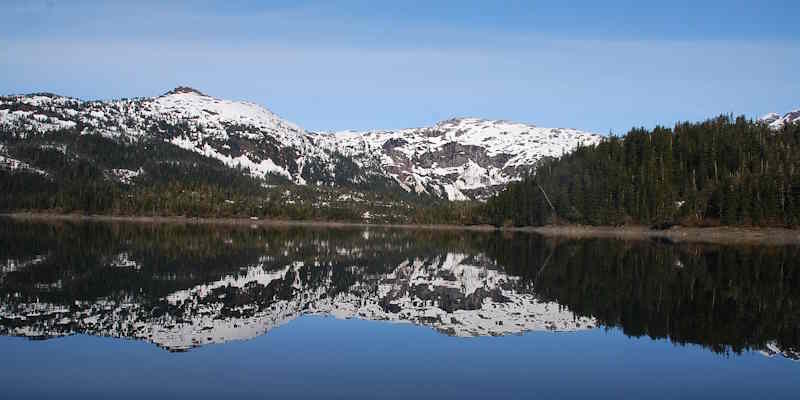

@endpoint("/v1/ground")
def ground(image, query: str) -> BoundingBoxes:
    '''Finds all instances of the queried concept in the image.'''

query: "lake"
[1,219,798,399]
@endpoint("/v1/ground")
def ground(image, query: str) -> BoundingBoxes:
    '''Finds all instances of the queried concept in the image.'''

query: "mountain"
[312,118,601,200]
[0,87,601,202]
[759,109,800,130]
[0,88,340,185]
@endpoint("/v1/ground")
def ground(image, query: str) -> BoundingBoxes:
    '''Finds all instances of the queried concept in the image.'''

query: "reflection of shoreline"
[1,212,497,232]
[2,220,798,359]
[5,213,800,245]
[0,255,596,351]
[522,225,800,246]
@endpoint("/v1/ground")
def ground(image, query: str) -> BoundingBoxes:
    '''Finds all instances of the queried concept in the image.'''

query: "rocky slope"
[0,87,601,200]
[312,118,601,200]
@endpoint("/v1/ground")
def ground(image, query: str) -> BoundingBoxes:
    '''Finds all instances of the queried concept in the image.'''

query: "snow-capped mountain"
[312,118,601,200]
[0,87,332,185]
[0,87,601,200]
[0,251,595,351]
[759,109,800,131]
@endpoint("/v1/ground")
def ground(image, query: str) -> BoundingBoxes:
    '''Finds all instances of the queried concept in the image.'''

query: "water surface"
[1,220,798,399]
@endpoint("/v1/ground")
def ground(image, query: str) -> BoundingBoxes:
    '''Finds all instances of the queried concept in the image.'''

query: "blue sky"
[1,0,798,134]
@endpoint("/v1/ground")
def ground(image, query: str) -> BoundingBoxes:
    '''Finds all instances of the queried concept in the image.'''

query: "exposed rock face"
[165,86,207,96]
[0,88,601,200]
[312,117,601,200]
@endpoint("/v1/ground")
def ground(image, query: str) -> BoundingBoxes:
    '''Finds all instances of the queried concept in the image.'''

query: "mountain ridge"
[0,87,601,201]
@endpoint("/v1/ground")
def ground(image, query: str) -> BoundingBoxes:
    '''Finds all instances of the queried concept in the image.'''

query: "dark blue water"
[1,220,798,399]
[2,318,796,400]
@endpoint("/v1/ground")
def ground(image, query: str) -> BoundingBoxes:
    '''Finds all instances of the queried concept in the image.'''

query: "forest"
[485,115,800,227]
[0,130,433,224]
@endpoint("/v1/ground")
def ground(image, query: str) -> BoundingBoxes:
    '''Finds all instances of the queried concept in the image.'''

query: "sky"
[1,0,799,134]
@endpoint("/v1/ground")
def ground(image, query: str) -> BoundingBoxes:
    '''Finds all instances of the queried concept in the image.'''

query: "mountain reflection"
[0,219,798,360]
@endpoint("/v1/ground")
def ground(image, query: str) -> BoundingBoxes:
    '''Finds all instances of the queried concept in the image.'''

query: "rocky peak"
[164,86,207,97]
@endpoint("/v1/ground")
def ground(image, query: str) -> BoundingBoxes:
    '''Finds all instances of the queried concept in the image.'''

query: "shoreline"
[520,225,800,246]
[0,212,498,232]
[3,212,800,245]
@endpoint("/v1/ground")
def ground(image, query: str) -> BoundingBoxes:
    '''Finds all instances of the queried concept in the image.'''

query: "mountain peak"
[164,86,207,97]
[438,117,487,124]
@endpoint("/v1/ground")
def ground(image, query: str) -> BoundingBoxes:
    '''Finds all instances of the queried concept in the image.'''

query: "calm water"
[1,220,798,399]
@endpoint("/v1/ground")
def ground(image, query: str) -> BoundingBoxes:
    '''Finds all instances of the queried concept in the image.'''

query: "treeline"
[0,134,277,215]
[0,169,407,223]
[486,115,800,227]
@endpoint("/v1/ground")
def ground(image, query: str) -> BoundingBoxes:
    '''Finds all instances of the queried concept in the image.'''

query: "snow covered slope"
[0,88,340,184]
[313,118,602,200]
[1,88,602,200]
[759,109,800,131]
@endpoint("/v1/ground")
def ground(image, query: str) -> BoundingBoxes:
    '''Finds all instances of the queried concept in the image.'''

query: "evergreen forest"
[486,116,800,227]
